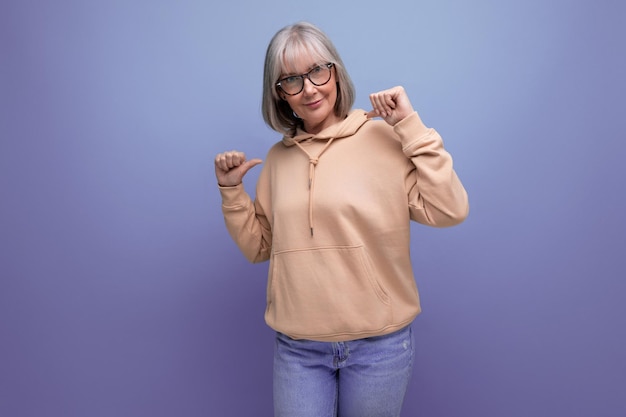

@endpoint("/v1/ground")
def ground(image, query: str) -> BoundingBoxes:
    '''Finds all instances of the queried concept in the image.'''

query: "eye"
[283,76,301,85]
[310,66,324,75]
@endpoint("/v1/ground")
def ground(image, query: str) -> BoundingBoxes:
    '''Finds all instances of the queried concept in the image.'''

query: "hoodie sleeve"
[394,112,469,227]
[219,183,272,263]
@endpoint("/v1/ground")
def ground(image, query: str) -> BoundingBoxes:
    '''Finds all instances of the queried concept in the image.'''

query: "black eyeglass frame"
[276,63,334,96]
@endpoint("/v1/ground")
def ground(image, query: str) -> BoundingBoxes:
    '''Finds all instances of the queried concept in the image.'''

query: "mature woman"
[214,21,468,417]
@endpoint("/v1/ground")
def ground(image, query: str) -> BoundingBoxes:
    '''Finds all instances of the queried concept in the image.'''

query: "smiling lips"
[306,99,323,108]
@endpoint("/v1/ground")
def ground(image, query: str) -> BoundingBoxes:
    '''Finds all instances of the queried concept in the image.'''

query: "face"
[278,57,340,135]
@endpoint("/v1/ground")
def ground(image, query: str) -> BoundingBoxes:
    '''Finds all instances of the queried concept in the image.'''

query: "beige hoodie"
[219,110,468,342]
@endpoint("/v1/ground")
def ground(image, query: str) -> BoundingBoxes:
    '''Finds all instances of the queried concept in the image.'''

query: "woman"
[214,21,468,417]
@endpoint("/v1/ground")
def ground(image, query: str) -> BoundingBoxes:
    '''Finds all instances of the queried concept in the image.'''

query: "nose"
[302,76,316,94]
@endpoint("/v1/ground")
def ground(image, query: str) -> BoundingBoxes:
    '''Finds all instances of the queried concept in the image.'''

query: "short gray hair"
[261,22,356,136]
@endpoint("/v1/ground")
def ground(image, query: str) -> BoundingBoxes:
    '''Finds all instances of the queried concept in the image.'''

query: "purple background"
[1,1,625,416]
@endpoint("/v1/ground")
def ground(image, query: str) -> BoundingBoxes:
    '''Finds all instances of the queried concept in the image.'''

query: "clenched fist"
[214,150,263,187]
[366,86,415,126]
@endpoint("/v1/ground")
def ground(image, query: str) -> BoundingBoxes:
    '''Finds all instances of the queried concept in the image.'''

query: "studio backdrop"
[1,1,625,416]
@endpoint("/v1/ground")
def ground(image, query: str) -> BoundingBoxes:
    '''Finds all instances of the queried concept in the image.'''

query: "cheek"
[328,84,339,104]
[284,97,303,114]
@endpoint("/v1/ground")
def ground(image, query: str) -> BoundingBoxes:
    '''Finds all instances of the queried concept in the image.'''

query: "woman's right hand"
[214,150,263,187]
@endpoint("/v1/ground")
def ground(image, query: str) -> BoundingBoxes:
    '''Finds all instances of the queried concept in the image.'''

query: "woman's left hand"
[367,86,415,126]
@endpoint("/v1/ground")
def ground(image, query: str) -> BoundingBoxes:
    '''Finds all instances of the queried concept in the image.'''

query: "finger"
[215,151,244,171]
[224,152,234,168]
[384,92,397,109]
[215,153,231,171]
[372,91,397,116]
[232,151,248,167]
[226,151,244,168]
[215,153,228,171]
[376,91,396,113]
[369,93,385,116]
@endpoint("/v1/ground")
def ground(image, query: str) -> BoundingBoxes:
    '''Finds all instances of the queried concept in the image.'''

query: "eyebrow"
[280,63,322,77]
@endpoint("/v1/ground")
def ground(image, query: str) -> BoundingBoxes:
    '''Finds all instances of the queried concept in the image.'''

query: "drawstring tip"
[310,228,314,236]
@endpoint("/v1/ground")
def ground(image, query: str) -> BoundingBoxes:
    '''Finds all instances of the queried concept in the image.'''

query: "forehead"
[279,42,327,74]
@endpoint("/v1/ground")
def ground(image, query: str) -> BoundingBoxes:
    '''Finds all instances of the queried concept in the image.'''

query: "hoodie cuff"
[393,111,430,143]
[393,112,434,153]
[218,183,249,209]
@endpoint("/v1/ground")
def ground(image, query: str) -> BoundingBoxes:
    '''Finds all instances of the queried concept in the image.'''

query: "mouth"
[305,99,323,108]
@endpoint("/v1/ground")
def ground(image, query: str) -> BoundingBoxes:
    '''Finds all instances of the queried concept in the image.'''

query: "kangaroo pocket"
[266,244,393,339]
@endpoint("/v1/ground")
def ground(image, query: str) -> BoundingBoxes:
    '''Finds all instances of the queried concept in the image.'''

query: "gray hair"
[261,22,356,136]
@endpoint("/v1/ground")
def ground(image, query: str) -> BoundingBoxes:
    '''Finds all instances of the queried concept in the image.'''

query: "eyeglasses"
[276,63,334,96]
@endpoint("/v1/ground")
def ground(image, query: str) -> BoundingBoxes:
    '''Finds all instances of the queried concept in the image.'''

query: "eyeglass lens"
[278,64,332,95]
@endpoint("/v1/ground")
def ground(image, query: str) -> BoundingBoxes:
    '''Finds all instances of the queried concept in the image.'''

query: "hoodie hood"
[282,109,370,146]
[281,109,370,236]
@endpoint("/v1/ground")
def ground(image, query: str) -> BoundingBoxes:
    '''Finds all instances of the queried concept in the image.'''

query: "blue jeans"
[273,325,415,417]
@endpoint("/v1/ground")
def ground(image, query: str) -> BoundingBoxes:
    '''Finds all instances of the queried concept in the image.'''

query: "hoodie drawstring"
[293,138,335,236]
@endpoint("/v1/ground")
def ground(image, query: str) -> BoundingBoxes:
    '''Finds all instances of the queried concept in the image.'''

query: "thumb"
[240,158,263,176]
[366,109,379,119]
